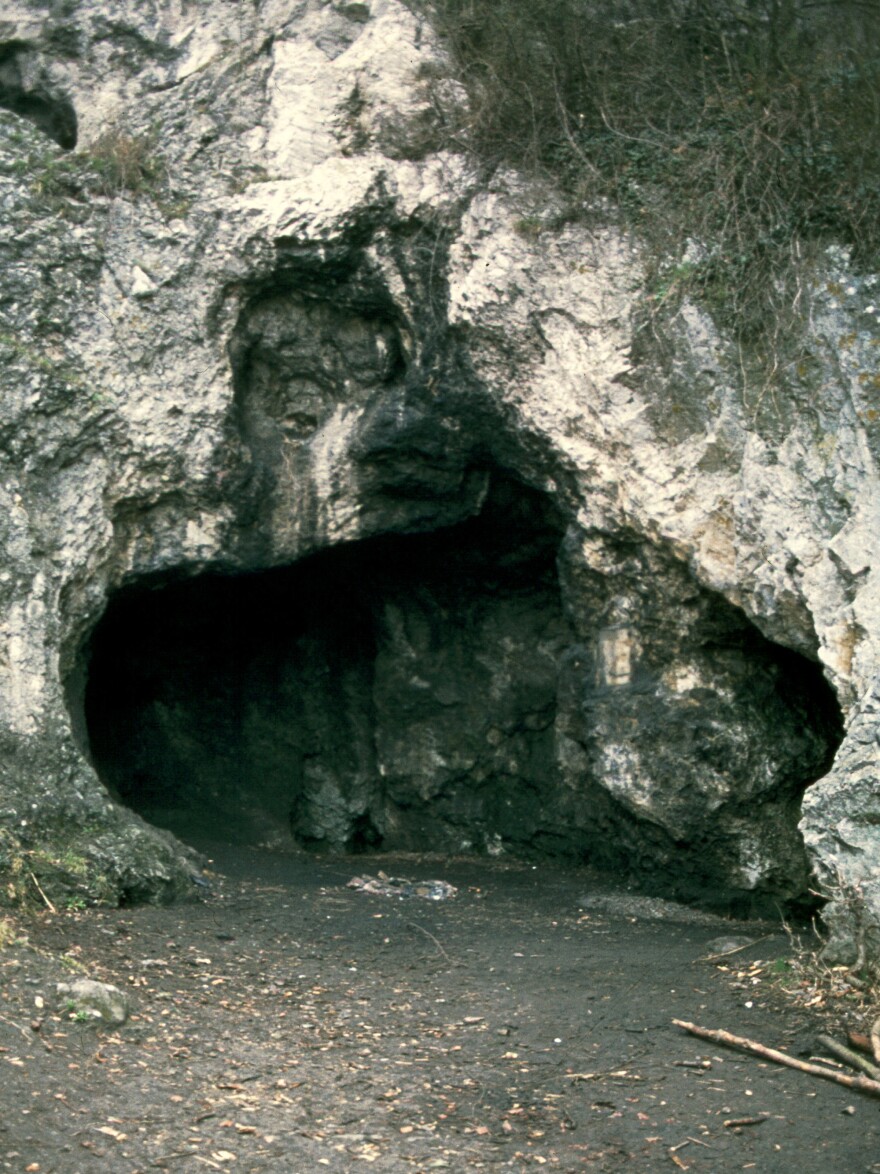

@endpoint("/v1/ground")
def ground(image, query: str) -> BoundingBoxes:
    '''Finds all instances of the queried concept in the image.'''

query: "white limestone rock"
[0,0,877,965]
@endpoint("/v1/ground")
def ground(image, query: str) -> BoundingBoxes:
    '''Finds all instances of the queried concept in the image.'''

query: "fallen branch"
[872,1014,880,1066]
[404,921,451,963]
[672,1020,880,1099]
[847,1030,873,1055]
[0,1011,32,1041]
[699,934,774,961]
[817,1034,880,1081]
[669,1136,712,1152]
[29,871,57,914]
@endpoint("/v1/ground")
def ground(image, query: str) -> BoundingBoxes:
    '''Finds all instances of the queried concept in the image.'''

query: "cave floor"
[2,848,878,1173]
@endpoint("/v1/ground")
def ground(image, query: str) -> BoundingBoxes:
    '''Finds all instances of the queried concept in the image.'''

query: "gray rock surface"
[56,978,130,1025]
[0,1,876,960]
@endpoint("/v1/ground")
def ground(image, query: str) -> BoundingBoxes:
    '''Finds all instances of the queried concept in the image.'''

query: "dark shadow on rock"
[0,43,77,149]
[74,473,843,916]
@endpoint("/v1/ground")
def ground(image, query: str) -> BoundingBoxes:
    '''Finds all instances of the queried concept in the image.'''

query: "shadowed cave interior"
[0,43,78,149]
[80,477,843,908]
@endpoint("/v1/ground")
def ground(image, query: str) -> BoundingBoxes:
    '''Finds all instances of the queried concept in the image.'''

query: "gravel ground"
[1,845,878,1173]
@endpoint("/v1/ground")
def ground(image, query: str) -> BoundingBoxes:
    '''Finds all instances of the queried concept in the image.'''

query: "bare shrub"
[85,127,167,197]
[414,0,880,342]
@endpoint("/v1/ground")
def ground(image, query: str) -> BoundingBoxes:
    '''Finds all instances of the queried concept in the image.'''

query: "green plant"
[513,216,546,241]
[59,953,87,973]
[1,112,174,215]
[766,956,793,977]
[64,999,90,1023]
[0,822,116,912]
[646,260,701,310]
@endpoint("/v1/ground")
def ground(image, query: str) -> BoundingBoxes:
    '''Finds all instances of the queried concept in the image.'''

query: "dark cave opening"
[0,44,77,149]
[78,475,844,910]
[83,477,570,855]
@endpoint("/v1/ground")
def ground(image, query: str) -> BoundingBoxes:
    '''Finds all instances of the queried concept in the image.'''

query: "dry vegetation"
[416,0,880,342]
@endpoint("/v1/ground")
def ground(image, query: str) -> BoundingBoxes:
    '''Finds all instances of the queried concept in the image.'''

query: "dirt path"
[1,846,878,1172]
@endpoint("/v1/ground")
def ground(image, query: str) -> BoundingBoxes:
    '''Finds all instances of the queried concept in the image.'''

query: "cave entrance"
[79,473,844,910]
[83,477,571,856]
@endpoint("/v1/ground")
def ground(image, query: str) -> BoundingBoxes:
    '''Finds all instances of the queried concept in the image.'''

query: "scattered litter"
[347,872,457,901]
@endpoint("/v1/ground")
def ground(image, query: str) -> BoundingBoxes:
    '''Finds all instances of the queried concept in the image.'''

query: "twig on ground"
[699,934,774,961]
[847,1031,873,1055]
[871,1014,880,1066]
[817,1034,880,1081]
[0,1010,51,1050]
[29,871,57,914]
[808,1054,846,1069]
[673,1020,880,1099]
[670,1136,713,1152]
[0,1011,33,1040]
[405,921,451,963]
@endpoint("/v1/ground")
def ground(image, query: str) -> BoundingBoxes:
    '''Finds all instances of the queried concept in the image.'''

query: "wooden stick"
[29,871,57,914]
[847,1030,873,1055]
[699,934,774,960]
[672,1020,880,1099]
[0,1011,33,1040]
[404,920,451,963]
[817,1034,880,1081]
[871,1014,880,1066]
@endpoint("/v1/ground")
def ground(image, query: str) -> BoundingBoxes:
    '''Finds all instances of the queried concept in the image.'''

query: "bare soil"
[1,845,879,1173]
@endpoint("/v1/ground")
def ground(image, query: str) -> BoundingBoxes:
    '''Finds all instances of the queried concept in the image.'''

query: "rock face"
[0,2,876,951]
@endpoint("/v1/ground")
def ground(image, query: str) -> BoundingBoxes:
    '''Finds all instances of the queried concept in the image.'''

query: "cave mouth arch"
[78,474,844,911]
[83,476,570,855]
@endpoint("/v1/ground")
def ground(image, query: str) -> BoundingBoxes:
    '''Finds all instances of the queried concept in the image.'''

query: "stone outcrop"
[0,2,876,957]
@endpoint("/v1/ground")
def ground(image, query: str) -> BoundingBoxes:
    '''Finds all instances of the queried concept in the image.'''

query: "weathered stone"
[0,0,875,960]
[56,978,130,1025]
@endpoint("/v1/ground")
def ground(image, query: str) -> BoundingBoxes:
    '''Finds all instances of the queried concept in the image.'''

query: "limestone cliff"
[0,0,876,964]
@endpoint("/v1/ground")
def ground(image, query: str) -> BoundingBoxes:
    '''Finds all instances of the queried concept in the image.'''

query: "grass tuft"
[415,0,880,344]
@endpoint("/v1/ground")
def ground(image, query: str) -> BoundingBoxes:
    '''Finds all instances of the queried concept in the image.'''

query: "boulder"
[56,978,130,1026]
